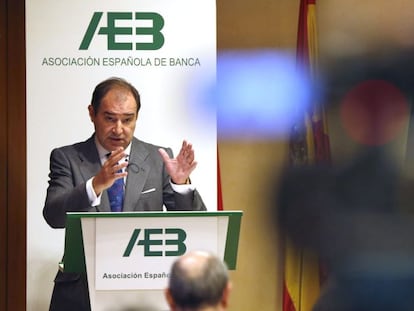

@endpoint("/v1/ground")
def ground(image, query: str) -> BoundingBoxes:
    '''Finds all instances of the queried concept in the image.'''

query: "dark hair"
[90,77,141,114]
[168,253,229,310]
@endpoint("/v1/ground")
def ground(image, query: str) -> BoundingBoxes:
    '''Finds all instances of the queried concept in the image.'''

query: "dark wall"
[0,0,26,310]
[0,0,7,307]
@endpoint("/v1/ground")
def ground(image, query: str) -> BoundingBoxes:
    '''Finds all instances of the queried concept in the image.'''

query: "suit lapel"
[123,138,150,212]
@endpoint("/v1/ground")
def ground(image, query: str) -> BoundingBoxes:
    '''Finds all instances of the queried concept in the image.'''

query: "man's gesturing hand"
[158,140,197,185]
[92,147,128,196]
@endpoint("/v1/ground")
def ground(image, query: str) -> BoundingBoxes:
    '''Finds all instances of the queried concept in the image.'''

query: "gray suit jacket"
[43,135,206,229]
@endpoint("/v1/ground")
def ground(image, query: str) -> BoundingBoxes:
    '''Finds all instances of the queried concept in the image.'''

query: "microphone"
[127,161,141,174]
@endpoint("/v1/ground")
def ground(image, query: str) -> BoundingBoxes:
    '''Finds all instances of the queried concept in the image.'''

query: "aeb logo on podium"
[94,216,218,290]
[123,228,187,257]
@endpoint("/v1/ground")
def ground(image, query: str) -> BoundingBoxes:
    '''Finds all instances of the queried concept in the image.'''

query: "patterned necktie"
[107,168,124,212]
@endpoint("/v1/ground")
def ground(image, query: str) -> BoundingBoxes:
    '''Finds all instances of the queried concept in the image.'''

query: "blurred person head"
[165,251,232,311]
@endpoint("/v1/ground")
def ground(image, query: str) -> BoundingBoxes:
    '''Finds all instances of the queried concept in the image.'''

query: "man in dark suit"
[43,77,207,311]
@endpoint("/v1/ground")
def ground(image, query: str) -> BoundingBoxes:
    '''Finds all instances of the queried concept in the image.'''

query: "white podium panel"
[64,211,242,311]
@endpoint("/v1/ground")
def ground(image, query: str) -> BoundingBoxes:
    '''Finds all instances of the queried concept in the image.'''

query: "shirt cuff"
[170,180,195,194]
[86,177,102,206]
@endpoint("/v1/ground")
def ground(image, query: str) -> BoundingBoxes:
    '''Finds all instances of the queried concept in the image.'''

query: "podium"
[63,211,243,311]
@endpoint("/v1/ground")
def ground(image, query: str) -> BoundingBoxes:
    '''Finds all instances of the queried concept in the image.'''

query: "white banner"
[26,1,216,309]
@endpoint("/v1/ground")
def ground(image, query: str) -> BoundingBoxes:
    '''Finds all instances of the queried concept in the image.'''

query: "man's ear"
[88,105,95,122]
[165,288,176,310]
[221,281,233,308]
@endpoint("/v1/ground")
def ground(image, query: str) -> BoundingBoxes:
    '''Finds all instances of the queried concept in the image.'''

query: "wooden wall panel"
[0,0,8,308]
[217,0,299,49]
[6,0,26,310]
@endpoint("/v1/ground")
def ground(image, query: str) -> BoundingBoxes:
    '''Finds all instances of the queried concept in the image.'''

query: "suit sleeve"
[170,189,207,211]
[43,148,94,229]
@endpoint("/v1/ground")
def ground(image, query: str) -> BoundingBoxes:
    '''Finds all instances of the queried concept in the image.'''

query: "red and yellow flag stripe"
[283,1,331,310]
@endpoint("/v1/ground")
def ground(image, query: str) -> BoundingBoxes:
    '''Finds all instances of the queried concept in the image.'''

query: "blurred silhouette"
[277,49,414,311]
[277,145,414,311]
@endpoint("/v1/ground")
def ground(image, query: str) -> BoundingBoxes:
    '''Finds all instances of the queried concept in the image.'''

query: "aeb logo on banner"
[123,228,187,257]
[80,12,165,50]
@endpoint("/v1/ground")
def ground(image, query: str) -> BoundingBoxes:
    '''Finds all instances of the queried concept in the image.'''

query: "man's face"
[88,88,138,151]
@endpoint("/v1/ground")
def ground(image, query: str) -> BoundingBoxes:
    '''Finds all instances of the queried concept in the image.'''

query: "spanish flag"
[283,1,331,310]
